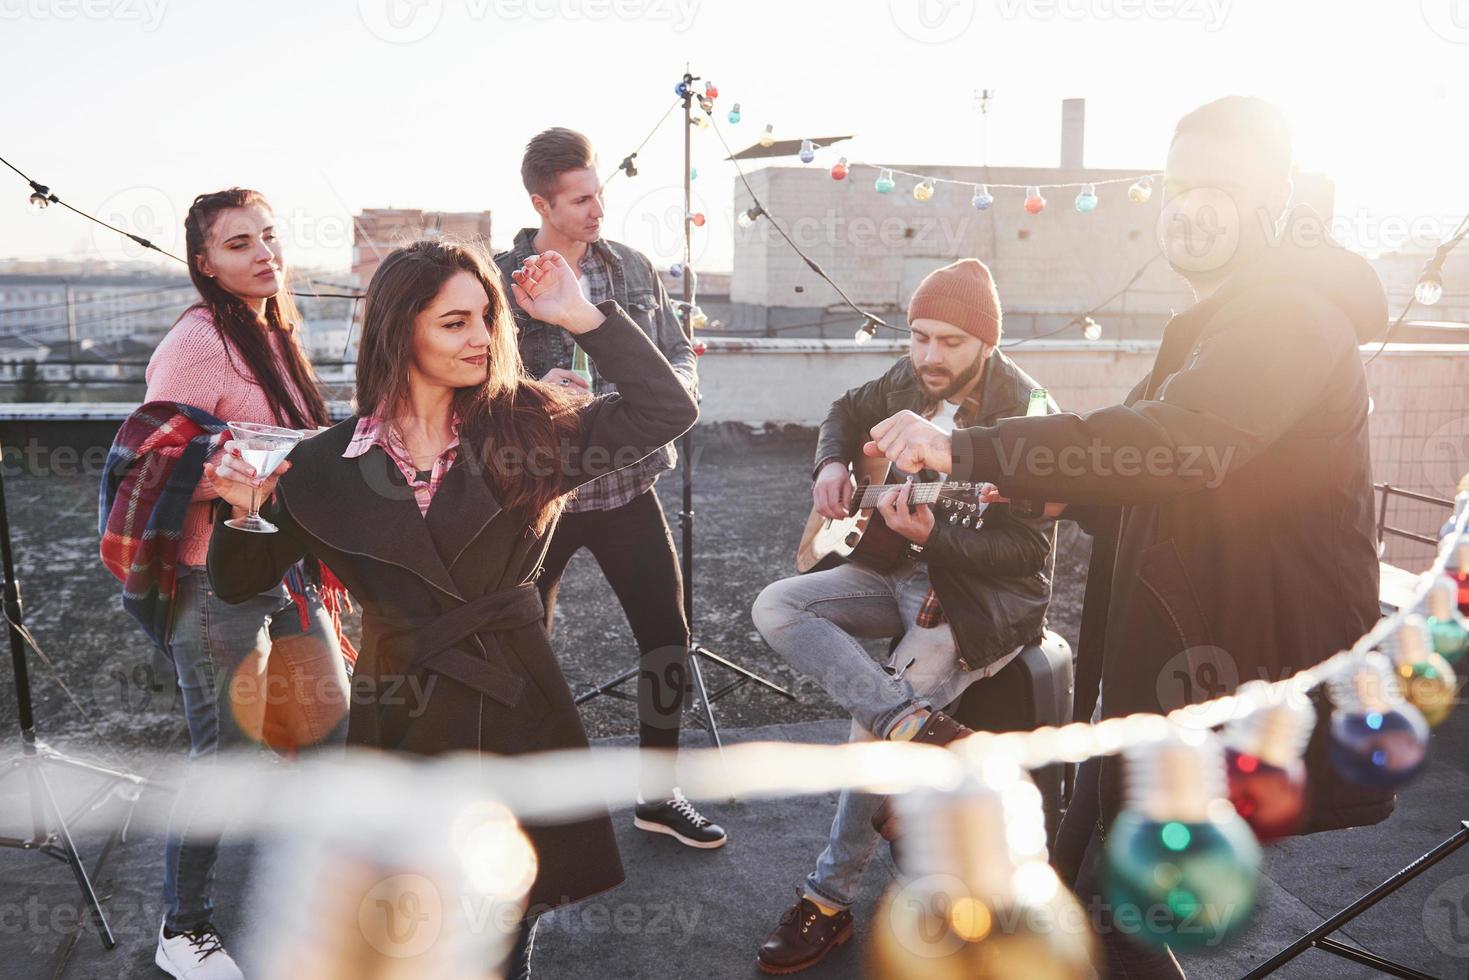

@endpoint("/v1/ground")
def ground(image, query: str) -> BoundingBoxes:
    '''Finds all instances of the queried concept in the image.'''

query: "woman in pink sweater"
[144,188,348,980]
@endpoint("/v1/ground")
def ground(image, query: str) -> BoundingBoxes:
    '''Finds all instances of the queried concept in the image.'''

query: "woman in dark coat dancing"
[205,240,698,977]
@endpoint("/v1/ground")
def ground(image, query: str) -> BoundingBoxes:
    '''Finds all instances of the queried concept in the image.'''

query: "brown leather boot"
[756,893,854,974]
[870,709,974,841]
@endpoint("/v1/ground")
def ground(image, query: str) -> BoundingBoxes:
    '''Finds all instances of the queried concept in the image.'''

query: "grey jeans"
[162,565,350,931]
[752,560,1019,910]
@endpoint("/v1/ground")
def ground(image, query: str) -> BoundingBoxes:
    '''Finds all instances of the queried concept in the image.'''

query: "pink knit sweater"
[144,306,312,568]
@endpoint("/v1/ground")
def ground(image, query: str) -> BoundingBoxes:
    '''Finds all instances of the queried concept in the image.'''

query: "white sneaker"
[155,921,245,980]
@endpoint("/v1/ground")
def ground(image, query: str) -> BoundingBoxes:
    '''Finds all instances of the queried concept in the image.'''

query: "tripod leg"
[685,646,741,802]
[686,650,722,751]
[1241,821,1469,979]
[33,766,115,949]
[692,645,796,700]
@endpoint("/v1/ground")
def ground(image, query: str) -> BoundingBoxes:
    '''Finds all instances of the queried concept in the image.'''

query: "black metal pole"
[1241,821,1469,979]
[0,438,45,845]
[680,70,696,631]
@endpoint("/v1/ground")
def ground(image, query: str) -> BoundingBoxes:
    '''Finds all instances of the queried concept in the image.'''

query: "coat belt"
[362,583,544,707]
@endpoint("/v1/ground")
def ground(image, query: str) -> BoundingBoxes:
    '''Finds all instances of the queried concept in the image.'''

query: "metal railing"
[1374,483,1455,550]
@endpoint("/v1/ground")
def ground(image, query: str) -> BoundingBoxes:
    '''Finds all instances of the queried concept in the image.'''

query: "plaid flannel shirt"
[343,414,461,516]
[914,387,986,630]
[560,249,664,513]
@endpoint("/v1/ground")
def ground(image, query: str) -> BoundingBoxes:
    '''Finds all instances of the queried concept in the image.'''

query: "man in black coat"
[866,97,1391,977]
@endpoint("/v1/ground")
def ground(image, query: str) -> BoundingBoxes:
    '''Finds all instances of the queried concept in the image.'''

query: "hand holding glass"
[221,421,304,533]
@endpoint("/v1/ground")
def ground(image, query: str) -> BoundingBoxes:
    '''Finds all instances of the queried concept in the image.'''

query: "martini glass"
[224,421,304,533]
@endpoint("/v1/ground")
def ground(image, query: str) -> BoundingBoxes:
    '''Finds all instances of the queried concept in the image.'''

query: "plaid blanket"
[99,401,356,665]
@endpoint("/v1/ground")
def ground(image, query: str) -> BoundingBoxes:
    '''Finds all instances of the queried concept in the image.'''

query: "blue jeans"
[161,565,350,931]
[752,560,1020,911]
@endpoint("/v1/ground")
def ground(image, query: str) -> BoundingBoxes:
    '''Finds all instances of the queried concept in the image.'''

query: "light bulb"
[669,262,684,278]
[1128,176,1154,204]
[689,212,706,227]
[1103,732,1262,951]
[875,170,896,194]
[1388,615,1457,727]
[799,139,815,164]
[28,191,51,212]
[971,184,993,211]
[736,206,761,228]
[913,180,936,202]
[1081,317,1102,341]
[870,769,1097,980]
[698,95,714,114]
[758,124,775,148]
[1221,688,1313,841]
[690,167,698,180]
[830,157,848,180]
[692,114,710,129]
[1023,186,1046,214]
[854,320,877,344]
[1414,269,1444,306]
[1424,574,1468,663]
[689,306,709,331]
[704,81,718,99]
[1327,652,1430,788]
[619,155,638,178]
[674,80,689,97]
[1074,184,1098,213]
[727,103,741,124]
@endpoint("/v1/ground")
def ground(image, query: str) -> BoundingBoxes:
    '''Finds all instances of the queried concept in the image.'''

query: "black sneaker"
[634,788,728,849]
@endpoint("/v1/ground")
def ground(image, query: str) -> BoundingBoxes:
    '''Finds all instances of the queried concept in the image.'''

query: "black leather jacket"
[813,351,1056,672]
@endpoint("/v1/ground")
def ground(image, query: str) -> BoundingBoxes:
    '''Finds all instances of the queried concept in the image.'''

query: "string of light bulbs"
[2,152,367,300]
[720,101,1162,213]
[1364,211,1469,366]
[951,498,1467,775]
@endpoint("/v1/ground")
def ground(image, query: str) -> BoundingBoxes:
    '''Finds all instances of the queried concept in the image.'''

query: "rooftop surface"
[0,434,1465,978]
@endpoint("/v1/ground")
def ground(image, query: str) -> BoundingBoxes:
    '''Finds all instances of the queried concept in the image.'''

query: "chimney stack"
[1061,98,1085,168]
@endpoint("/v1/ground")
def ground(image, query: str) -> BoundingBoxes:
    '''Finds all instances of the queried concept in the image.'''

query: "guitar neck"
[853,481,949,509]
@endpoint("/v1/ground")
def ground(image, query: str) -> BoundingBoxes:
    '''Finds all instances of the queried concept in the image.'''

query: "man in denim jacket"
[494,128,724,849]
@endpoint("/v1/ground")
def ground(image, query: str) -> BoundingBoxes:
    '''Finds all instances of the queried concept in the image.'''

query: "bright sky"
[1,0,1464,273]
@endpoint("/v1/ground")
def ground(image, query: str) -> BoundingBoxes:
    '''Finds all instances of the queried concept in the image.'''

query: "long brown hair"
[354,239,582,533]
[181,188,330,430]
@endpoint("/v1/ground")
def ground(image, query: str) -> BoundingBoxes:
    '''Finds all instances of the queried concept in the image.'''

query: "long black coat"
[208,304,698,911]
[950,214,1395,835]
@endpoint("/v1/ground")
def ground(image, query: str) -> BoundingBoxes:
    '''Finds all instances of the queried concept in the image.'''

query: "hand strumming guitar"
[813,460,855,520]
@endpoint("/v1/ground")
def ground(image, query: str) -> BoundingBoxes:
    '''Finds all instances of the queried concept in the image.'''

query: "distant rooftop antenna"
[973,88,995,165]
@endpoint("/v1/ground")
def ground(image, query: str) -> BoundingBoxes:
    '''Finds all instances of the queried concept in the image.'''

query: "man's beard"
[914,353,984,401]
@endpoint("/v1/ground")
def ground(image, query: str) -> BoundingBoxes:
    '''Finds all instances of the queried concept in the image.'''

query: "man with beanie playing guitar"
[751,259,1056,974]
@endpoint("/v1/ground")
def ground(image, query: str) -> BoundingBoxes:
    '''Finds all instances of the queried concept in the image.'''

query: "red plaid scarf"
[100,401,357,665]
[914,386,985,630]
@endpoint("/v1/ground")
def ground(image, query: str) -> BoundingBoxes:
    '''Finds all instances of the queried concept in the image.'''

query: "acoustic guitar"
[795,456,986,574]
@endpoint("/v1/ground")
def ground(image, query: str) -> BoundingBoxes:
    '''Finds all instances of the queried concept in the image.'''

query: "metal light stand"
[575,69,796,753]
[0,438,162,950]
[1241,820,1469,979]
